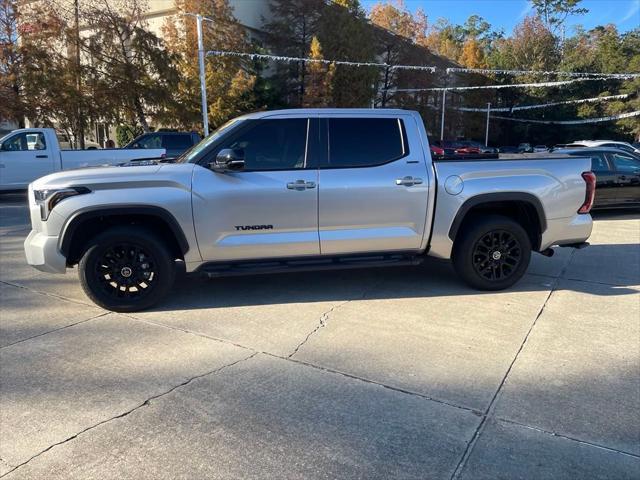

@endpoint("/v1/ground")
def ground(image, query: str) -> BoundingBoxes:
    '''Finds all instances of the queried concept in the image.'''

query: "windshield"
[175,118,243,163]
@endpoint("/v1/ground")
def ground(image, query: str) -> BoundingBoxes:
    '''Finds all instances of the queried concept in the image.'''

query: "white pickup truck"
[0,128,166,191]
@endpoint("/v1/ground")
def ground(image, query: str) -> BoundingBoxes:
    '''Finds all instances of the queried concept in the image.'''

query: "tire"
[452,214,531,291]
[78,226,175,312]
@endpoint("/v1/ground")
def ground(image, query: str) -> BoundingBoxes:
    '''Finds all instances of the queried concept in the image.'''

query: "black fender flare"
[448,192,547,242]
[59,205,190,257]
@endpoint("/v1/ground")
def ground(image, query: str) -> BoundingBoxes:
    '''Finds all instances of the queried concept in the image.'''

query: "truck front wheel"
[78,226,175,312]
[452,215,531,290]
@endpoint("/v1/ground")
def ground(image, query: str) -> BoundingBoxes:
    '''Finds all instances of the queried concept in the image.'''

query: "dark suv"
[126,131,201,159]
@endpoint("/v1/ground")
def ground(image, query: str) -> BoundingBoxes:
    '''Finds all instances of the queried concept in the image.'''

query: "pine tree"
[317,0,377,107]
[302,36,334,107]
[458,37,487,69]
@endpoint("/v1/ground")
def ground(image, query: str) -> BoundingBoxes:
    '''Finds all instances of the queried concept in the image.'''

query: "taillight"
[578,171,596,214]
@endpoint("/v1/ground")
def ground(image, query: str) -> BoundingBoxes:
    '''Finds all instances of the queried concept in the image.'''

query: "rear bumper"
[540,213,593,250]
[24,230,67,273]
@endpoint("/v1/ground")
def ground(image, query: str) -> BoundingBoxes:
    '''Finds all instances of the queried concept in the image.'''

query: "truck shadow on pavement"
[148,246,638,312]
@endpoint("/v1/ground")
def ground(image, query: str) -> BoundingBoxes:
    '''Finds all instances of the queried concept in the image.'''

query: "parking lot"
[0,192,638,479]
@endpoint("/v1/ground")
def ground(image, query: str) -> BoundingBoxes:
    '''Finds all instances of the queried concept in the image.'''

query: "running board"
[197,252,424,278]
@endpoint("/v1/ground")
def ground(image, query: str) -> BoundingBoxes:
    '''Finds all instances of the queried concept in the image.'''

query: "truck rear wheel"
[452,215,531,291]
[78,226,175,312]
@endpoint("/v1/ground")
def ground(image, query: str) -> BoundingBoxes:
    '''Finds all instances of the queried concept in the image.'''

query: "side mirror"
[211,148,245,172]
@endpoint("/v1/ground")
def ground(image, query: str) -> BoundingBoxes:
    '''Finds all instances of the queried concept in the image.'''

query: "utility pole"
[196,14,209,136]
[485,102,491,146]
[74,0,85,149]
[440,89,446,141]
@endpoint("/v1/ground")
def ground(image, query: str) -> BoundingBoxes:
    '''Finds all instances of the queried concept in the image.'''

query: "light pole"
[196,14,209,136]
[440,89,446,141]
[485,102,491,147]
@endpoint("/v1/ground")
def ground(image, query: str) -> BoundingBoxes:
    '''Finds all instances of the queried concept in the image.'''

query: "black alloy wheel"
[95,242,158,300]
[471,229,522,281]
[78,226,175,312]
[452,215,531,291]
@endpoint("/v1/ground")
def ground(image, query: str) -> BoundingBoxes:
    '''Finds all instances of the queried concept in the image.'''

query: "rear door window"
[326,118,407,168]
[609,153,640,173]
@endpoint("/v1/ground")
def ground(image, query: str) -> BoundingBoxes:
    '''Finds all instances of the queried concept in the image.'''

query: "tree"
[81,0,179,132]
[316,0,377,107]
[302,36,334,107]
[369,0,427,43]
[14,1,95,144]
[493,16,559,71]
[163,0,257,131]
[369,0,432,107]
[263,0,324,105]
[458,37,487,69]
[531,0,588,32]
[0,0,23,126]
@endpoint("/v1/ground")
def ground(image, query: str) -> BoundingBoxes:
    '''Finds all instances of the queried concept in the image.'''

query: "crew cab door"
[0,131,55,189]
[191,117,320,261]
[607,152,640,205]
[318,115,429,255]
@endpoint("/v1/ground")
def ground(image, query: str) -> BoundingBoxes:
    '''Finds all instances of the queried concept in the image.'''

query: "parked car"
[498,146,520,153]
[558,147,640,209]
[457,140,497,154]
[565,140,640,155]
[518,143,533,153]
[430,144,445,156]
[430,140,457,155]
[125,131,201,159]
[0,128,166,191]
[24,109,594,311]
[533,145,549,153]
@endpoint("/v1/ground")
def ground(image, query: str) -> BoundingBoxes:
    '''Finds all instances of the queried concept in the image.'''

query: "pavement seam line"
[124,313,482,414]
[0,352,258,478]
[287,276,386,358]
[450,249,576,480]
[496,417,640,459]
[277,353,484,415]
[0,279,96,308]
[0,312,110,349]
[121,314,259,353]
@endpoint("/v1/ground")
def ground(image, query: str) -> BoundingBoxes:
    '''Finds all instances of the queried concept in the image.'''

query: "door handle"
[36,155,48,158]
[396,176,423,186]
[287,180,315,191]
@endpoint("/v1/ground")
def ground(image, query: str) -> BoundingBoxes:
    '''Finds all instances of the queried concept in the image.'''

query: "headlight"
[33,187,91,220]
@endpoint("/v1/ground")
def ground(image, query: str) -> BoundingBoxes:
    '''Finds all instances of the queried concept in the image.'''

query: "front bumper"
[24,230,67,273]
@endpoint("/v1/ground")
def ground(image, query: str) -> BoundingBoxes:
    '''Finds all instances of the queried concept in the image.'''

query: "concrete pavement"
[0,193,638,479]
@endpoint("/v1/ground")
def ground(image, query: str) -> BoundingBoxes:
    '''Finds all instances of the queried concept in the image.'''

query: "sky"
[361,0,640,35]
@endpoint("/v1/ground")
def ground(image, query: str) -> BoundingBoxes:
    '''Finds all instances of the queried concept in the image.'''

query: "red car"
[430,145,445,156]
[454,145,481,154]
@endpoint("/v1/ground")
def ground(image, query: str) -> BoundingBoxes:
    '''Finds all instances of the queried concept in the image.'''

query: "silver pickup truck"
[24,109,595,311]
